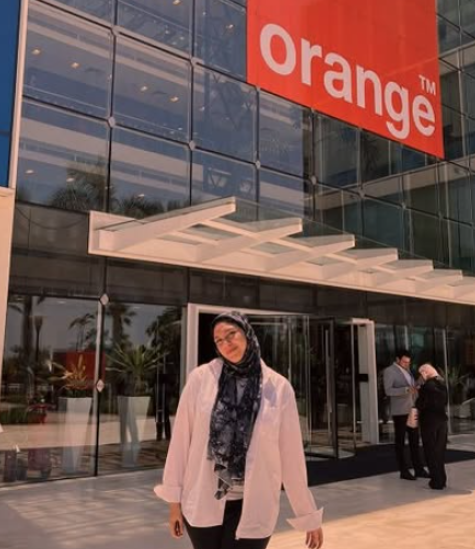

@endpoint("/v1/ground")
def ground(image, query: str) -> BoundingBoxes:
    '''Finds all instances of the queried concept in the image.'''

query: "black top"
[416,377,448,421]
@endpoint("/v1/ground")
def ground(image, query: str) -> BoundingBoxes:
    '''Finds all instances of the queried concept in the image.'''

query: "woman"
[416,364,449,490]
[154,311,324,549]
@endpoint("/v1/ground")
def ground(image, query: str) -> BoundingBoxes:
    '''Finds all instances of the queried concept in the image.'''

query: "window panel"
[117,0,192,54]
[110,127,190,218]
[438,162,472,223]
[113,38,191,142]
[192,150,256,203]
[259,169,310,218]
[405,210,443,264]
[449,220,474,271]
[259,93,312,177]
[317,117,358,188]
[363,198,404,249]
[403,165,439,215]
[363,174,403,205]
[52,0,114,21]
[17,101,110,211]
[195,0,246,78]
[193,67,257,161]
[24,3,112,118]
[316,183,362,235]
[442,106,465,161]
[438,15,461,54]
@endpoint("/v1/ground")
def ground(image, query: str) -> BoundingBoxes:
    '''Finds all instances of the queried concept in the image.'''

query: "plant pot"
[59,397,92,474]
[117,395,151,467]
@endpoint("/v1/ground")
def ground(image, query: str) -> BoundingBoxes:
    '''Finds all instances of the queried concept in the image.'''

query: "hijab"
[207,311,262,500]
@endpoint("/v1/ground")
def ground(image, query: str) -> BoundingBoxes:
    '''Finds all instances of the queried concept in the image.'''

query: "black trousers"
[392,414,425,473]
[420,418,448,489]
[184,500,271,549]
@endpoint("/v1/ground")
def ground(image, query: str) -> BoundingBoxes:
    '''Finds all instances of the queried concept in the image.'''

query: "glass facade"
[2,0,475,484]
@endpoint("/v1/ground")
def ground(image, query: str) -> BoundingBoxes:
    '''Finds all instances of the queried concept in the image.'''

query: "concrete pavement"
[0,454,474,549]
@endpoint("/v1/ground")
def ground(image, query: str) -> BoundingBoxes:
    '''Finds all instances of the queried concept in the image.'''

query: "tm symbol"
[419,75,437,95]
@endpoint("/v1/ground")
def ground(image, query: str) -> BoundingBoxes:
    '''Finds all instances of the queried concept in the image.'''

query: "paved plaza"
[0,448,474,549]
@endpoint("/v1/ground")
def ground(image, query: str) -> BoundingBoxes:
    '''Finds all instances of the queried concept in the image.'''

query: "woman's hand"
[168,502,184,538]
[305,527,323,549]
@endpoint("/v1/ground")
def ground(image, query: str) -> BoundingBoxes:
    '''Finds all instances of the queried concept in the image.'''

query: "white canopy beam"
[416,270,464,293]
[371,260,434,287]
[99,199,237,252]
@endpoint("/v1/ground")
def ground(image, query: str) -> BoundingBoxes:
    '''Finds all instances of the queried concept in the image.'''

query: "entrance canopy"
[88,197,475,306]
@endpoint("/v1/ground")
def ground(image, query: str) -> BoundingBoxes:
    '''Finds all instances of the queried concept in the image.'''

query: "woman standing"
[416,364,449,490]
[154,311,324,549]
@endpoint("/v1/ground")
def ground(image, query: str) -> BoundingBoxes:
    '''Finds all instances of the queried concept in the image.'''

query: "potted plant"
[107,344,160,467]
[50,355,93,474]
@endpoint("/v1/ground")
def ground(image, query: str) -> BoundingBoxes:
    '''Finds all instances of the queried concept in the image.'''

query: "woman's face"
[213,322,247,364]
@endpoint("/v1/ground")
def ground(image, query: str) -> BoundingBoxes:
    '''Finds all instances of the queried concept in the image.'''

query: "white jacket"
[154,359,323,539]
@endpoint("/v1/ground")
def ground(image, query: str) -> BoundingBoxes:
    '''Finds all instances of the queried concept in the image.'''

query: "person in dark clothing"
[416,364,449,490]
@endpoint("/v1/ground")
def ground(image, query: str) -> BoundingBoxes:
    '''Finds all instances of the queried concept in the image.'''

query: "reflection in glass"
[316,184,362,235]
[118,0,192,53]
[443,105,465,161]
[438,15,461,54]
[361,131,392,182]
[1,296,98,482]
[193,67,257,161]
[363,198,404,249]
[192,150,256,203]
[195,0,246,78]
[363,175,403,205]
[403,165,439,214]
[448,220,474,271]
[317,117,358,188]
[110,128,190,218]
[259,93,312,177]
[405,210,443,264]
[17,101,109,211]
[99,303,182,472]
[438,163,472,223]
[51,0,114,21]
[114,38,191,142]
[24,3,112,118]
[259,169,310,218]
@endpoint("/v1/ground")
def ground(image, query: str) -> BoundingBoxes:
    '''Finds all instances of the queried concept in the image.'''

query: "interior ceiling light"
[173,0,181,5]
[140,85,149,92]
[226,23,234,30]
[25,169,35,175]
[32,48,42,56]
[170,95,179,103]
[66,177,75,183]
[71,62,80,69]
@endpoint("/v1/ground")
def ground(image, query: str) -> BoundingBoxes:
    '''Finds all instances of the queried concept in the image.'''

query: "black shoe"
[429,480,446,490]
[415,469,431,479]
[400,471,416,481]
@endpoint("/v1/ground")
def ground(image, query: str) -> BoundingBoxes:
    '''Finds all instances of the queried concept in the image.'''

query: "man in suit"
[383,349,430,481]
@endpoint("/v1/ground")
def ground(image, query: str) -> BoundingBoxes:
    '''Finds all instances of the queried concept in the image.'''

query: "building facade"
[1,0,475,484]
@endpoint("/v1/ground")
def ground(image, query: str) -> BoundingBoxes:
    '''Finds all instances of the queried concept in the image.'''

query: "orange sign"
[248,0,444,158]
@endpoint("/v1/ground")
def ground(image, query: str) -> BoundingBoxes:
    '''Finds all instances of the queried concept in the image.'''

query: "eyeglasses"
[214,330,239,348]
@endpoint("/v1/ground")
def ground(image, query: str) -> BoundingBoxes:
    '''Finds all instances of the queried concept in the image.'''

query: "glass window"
[117,0,192,54]
[467,117,475,154]
[24,3,112,118]
[461,42,475,77]
[437,0,460,26]
[449,221,474,271]
[113,38,191,142]
[17,101,110,211]
[195,0,246,78]
[438,15,461,54]
[401,147,427,172]
[259,169,310,218]
[259,93,312,177]
[317,117,358,188]
[438,162,472,223]
[316,184,362,235]
[441,65,461,111]
[363,174,403,205]
[10,204,104,296]
[443,106,465,161]
[462,72,475,119]
[460,0,475,36]
[110,127,190,218]
[403,165,439,214]
[51,0,114,22]
[405,210,443,264]
[193,67,257,162]
[361,131,392,182]
[363,198,404,249]
[1,295,98,483]
[99,303,182,473]
[192,150,256,203]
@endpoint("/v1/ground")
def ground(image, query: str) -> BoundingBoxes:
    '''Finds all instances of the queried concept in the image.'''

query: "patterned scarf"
[208,311,262,500]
